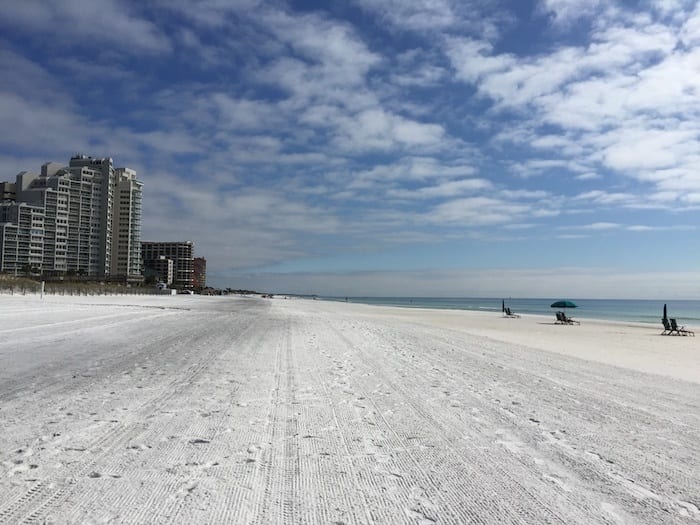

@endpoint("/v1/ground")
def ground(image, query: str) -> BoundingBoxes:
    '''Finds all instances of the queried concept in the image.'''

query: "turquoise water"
[322,297,700,328]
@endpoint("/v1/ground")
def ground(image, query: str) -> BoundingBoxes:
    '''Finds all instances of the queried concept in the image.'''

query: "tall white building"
[112,168,144,281]
[0,155,143,281]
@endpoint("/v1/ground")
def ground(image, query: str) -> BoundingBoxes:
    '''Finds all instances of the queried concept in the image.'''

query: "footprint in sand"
[177,480,198,496]
[678,500,700,517]
[543,473,573,493]
[18,447,34,458]
[7,462,30,477]
[403,507,436,524]
[127,443,150,452]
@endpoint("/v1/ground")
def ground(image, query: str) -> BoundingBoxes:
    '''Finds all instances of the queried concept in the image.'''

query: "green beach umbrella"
[550,300,577,309]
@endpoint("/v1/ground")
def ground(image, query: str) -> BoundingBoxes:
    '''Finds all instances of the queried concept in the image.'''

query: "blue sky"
[1,0,699,298]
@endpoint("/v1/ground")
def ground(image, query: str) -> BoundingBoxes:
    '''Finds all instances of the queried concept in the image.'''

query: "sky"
[0,0,699,298]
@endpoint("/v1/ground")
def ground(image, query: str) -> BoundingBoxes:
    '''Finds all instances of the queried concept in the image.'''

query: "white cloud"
[509,158,590,179]
[573,190,637,206]
[333,109,445,153]
[142,173,342,271]
[351,0,509,40]
[577,222,620,230]
[135,130,201,155]
[576,172,601,181]
[387,178,493,199]
[347,158,477,190]
[602,127,698,171]
[447,7,700,202]
[353,0,457,31]
[262,10,380,84]
[0,0,171,54]
[625,224,697,232]
[155,0,263,28]
[680,3,700,45]
[392,118,445,145]
[391,63,447,87]
[450,20,678,110]
[0,93,90,153]
[210,94,284,130]
[428,197,530,225]
[446,39,514,84]
[537,0,602,27]
[652,0,688,17]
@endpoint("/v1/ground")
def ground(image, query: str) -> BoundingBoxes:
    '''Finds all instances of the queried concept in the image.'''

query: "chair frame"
[504,307,520,318]
[555,311,579,325]
[670,318,695,336]
[661,317,674,335]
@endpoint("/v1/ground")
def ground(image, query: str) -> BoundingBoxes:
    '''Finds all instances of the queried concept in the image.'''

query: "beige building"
[112,168,144,282]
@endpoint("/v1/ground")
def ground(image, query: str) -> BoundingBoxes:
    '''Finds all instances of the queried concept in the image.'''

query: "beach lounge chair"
[505,307,520,318]
[661,318,674,335]
[670,318,695,336]
[562,312,579,325]
[556,311,579,325]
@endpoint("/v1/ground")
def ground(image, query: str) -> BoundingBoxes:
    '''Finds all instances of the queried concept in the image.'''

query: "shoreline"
[295,297,700,385]
[319,296,700,329]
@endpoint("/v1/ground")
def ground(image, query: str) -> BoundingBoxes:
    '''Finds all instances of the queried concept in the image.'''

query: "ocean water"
[323,297,700,328]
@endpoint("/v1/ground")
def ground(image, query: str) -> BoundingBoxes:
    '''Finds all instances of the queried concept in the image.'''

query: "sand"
[0,294,698,524]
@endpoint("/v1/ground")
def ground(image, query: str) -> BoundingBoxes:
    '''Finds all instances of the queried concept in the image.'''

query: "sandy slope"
[0,295,698,524]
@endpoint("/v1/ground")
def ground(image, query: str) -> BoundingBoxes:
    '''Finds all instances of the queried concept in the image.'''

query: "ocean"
[322,297,700,328]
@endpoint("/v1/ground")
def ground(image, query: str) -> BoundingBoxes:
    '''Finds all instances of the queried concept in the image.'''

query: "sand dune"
[0,294,698,524]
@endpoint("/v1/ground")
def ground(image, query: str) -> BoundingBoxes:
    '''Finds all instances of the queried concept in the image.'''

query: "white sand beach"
[1,294,699,524]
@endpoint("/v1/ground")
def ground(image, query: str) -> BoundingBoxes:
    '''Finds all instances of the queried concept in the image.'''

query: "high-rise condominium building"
[193,257,206,289]
[112,168,143,281]
[0,202,45,274]
[141,241,194,289]
[0,155,143,281]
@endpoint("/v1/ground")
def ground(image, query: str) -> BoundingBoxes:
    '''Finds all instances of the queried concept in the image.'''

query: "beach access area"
[1,294,698,524]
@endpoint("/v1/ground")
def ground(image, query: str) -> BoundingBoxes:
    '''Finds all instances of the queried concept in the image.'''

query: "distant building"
[0,155,143,281]
[144,255,174,286]
[141,241,194,289]
[0,181,16,201]
[0,202,45,274]
[193,257,206,289]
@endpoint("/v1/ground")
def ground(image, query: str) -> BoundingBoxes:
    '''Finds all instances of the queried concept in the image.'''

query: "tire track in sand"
[326,320,573,524]
[0,313,257,524]
[381,325,700,522]
[249,318,300,525]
